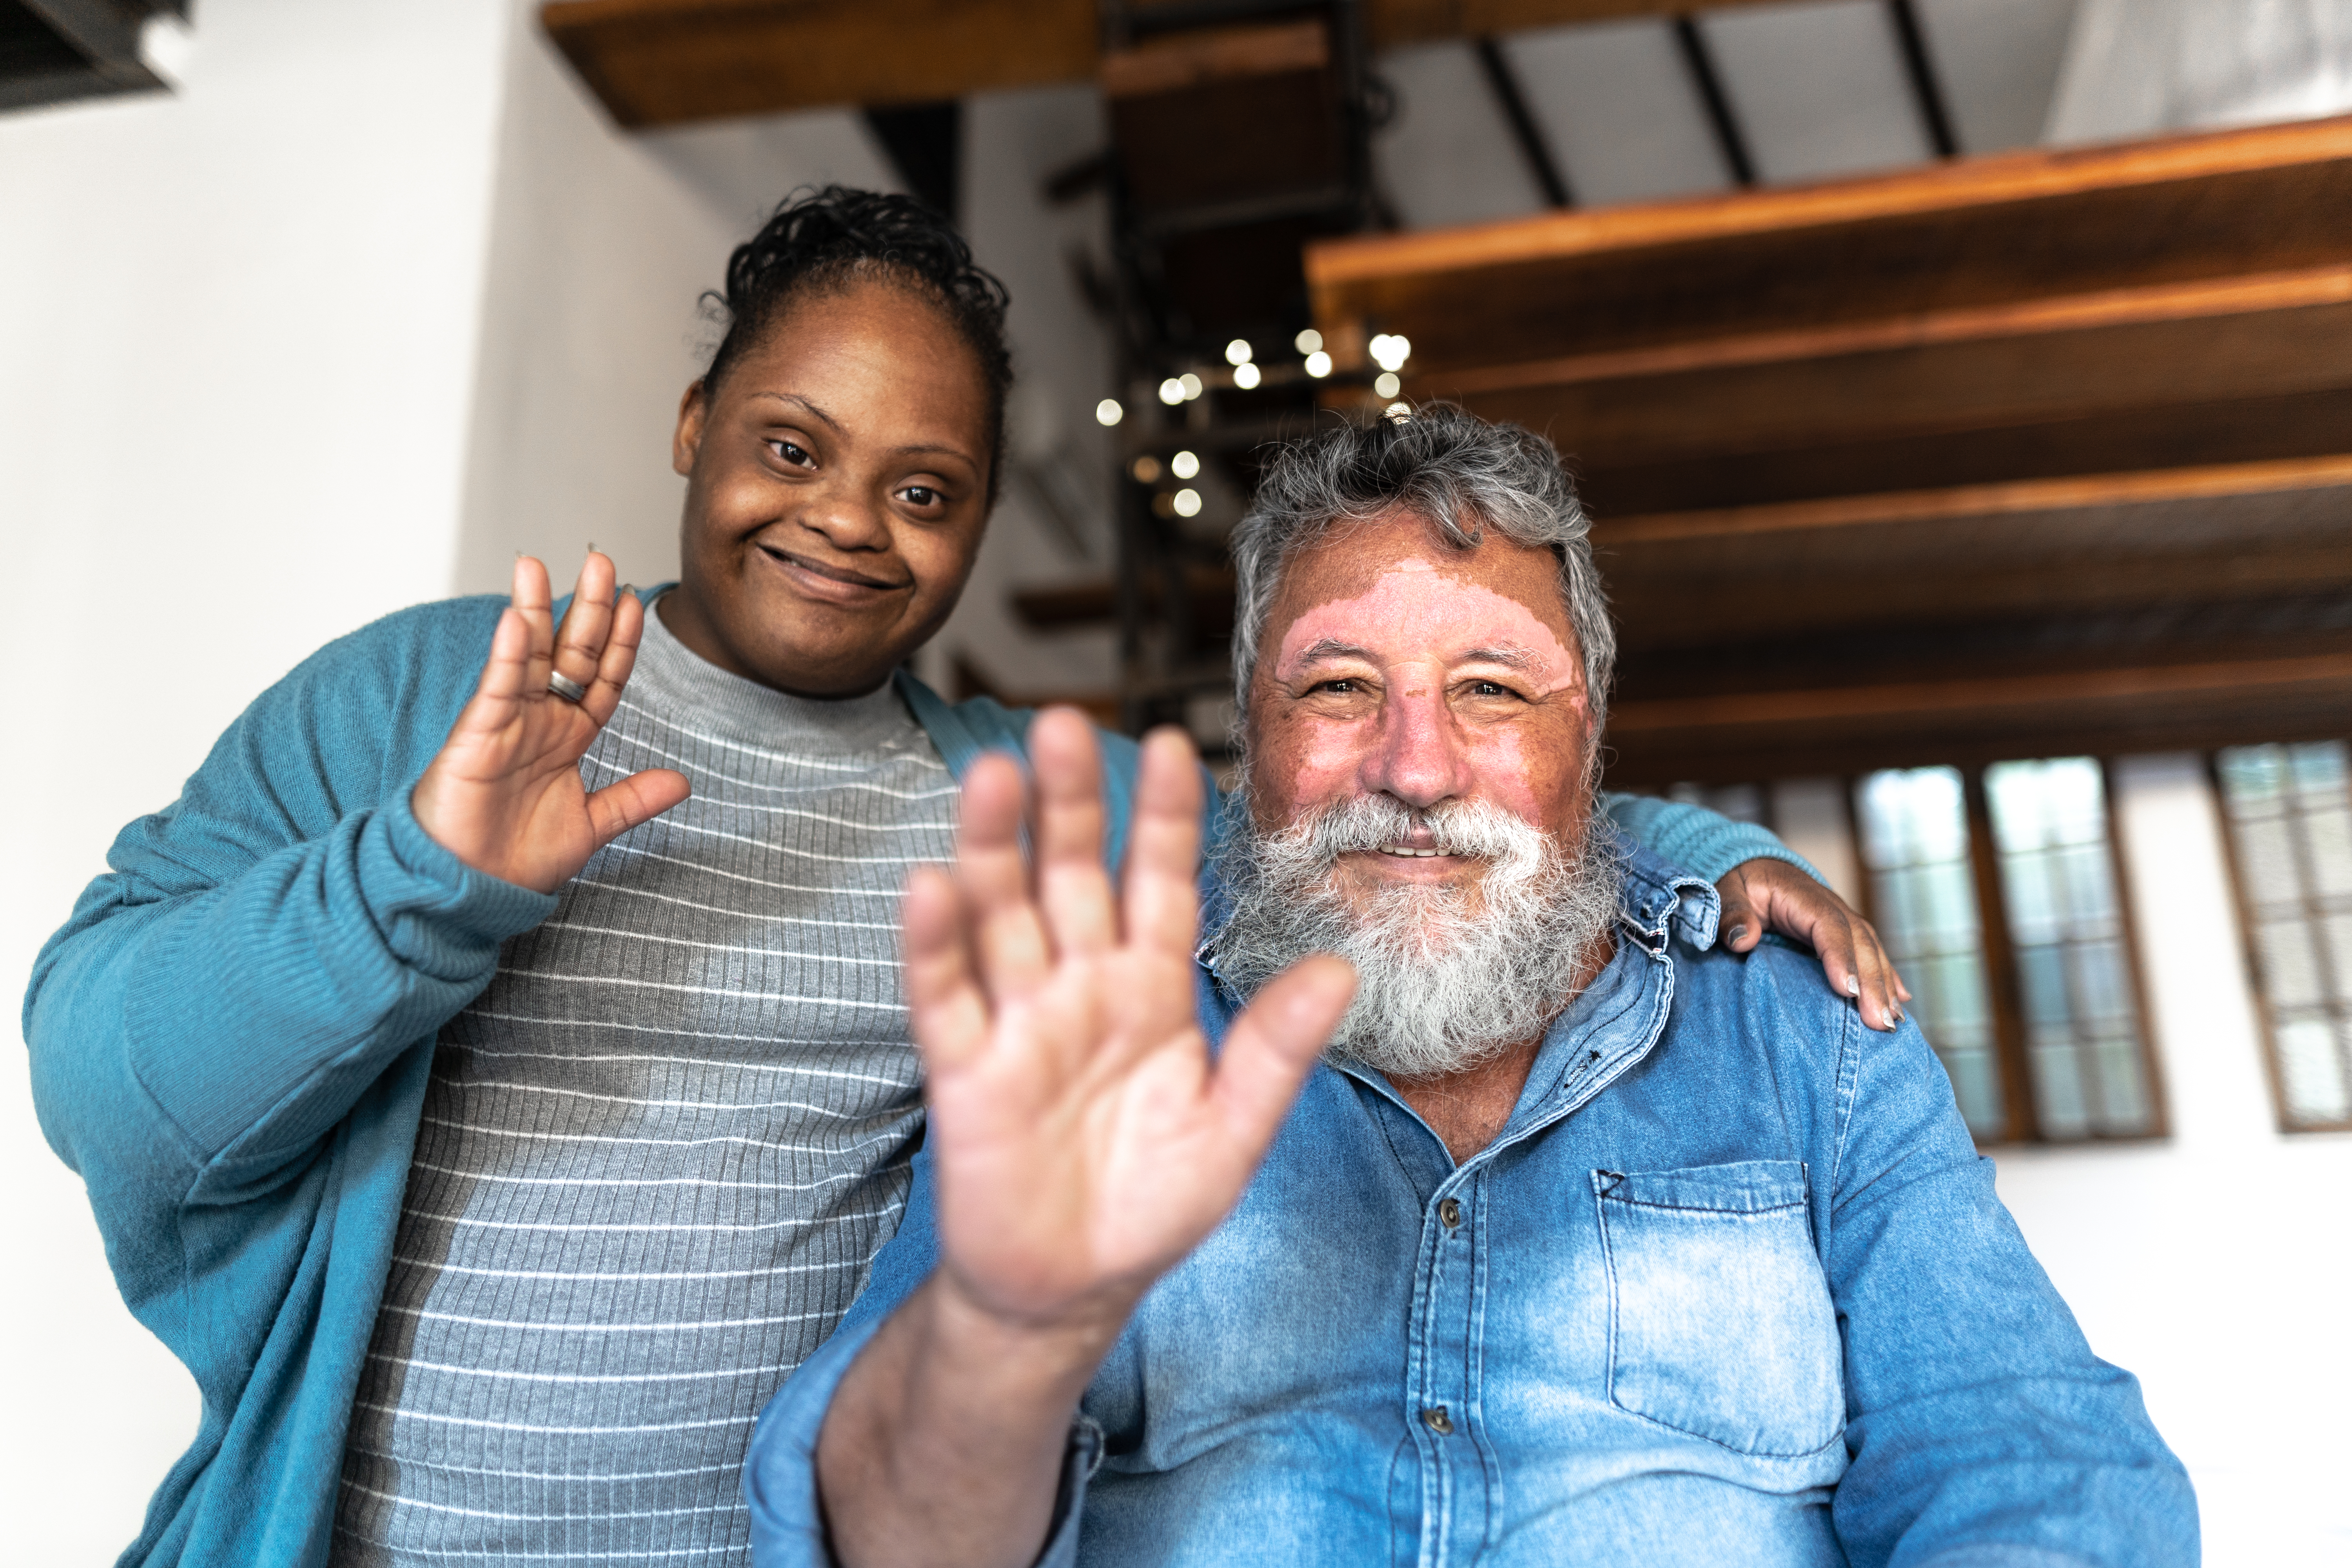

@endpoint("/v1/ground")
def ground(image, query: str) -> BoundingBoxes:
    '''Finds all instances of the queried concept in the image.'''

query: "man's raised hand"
[411,552,690,893]
[904,709,1356,1336]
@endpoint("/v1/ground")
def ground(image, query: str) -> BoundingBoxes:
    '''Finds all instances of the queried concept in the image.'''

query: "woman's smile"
[755,540,914,605]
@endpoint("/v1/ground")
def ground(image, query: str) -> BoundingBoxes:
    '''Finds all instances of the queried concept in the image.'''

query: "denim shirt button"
[1420,1405,1454,1435]
[1437,1197,1462,1229]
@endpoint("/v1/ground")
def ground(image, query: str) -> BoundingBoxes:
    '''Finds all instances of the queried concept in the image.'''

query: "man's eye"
[1310,679,1359,695]
[1467,680,1515,699]
[768,439,813,467]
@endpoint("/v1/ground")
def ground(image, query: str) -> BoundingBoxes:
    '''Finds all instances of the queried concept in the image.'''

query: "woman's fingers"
[1716,858,1907,1031]
[958,751,1054,1004]
[1849,917,1908,1029]
[1030,709,1117,960]
[582,587,647,726]
[1122,728,1206,959]
[1716,866,1766,954]
[466,604,535,718]
[584,768,691,849]
[552,551,617,701]
[510,554,557,697]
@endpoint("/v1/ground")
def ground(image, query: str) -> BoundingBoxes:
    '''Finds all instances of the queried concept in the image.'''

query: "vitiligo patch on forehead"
[1273,555,1581,693]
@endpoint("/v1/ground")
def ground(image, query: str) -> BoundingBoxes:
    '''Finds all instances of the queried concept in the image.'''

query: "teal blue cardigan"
[23,591,1803,1568]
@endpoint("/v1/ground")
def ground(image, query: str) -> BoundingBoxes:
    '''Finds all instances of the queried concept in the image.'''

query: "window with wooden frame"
[1851,759,2161,1144]
[2212,742,2352,1132]
[1651,759,2163,1145]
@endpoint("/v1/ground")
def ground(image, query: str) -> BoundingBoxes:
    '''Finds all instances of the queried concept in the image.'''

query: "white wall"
[453,15,922,600]
[1994,756,2352,1565]
[927,84,1121,699]
[0,2,510,1559]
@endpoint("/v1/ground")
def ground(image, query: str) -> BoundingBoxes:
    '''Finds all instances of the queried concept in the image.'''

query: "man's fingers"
[1030,709,1117,960]
[1122,728,1206,958]
[584,768,691,848]
[1211,955,1355,1155]
[903,866,993,1075]
[958,752,1053,1002]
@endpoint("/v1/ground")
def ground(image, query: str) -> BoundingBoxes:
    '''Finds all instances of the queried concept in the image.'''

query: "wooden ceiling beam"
[1309,115,2352,371]
[538,0,1791,128]
[1573,385,2352,517]
[1602,652,2352,787]
[1599,455,2352,647]
[1437,265,2352,470]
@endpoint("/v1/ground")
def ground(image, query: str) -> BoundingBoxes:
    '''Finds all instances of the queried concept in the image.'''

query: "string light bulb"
[1232,361,1261,389]
[1294,328,1323,355]
[1171,450,1200,479]
[1173,488,1203,518]
[1095,397,1123,426]
[1225,339,1253,365]
[1304,350,1333,378]
[1180,372,1203,401]
[1369,334,1412,372]
[1374,372,1400,398]
[1158,377,1185,405]
[1131,455,1163,483]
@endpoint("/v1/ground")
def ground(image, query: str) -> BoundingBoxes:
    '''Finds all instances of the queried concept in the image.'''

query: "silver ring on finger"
[547,670,589,704]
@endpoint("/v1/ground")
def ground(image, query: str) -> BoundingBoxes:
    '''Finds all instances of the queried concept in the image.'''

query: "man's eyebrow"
[1459,645,1543,671]
[1287,638,1378,666]
[749,392,841,434]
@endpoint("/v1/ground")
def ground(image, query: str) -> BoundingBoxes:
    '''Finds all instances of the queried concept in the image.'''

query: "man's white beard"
[1210,791,1624,1080]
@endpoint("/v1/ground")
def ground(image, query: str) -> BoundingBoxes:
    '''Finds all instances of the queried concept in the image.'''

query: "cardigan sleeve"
[1601,789,1822,885]
[24,599,555,1204]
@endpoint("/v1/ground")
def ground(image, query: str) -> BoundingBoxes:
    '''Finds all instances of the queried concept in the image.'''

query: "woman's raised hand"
[411,552,691,893]
[904,709,1357,1337]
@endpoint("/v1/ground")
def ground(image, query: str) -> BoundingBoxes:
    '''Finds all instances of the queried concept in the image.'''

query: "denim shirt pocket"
[1592,1160,1844,1457]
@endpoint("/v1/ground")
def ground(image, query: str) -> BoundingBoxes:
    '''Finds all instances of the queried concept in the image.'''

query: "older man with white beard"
[745,408,2197,1568]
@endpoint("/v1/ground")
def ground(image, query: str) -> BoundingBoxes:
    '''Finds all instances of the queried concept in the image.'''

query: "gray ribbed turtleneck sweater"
[332,601,957,1566]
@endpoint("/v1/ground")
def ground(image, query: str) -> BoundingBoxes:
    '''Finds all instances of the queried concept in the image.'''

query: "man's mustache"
[1275,795,1553,866]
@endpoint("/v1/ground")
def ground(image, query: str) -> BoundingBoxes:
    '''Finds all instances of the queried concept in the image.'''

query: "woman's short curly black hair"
[703,186,1015,504]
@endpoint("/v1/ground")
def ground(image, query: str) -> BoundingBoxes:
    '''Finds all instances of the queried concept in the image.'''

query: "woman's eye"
[767,439,813,468]
[900,486,940,508]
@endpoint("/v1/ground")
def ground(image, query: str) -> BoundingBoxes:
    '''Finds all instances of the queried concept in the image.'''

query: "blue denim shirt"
[746,841,2196,1567]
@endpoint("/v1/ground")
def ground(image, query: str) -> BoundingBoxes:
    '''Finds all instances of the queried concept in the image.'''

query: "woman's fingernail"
[1728,924,1749,944]
[1846,975,1860,997]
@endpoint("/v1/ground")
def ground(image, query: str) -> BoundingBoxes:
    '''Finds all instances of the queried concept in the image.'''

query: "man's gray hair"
[1230,404,1615,731]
